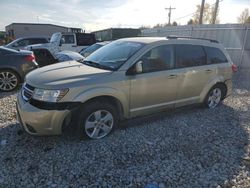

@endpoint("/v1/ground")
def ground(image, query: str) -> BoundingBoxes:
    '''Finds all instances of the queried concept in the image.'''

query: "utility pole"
[165,6,176,25]
[212,0,219,24]
[199,0,205,24]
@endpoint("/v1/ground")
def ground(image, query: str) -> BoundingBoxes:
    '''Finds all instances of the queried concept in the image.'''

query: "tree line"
[141,5,250,29]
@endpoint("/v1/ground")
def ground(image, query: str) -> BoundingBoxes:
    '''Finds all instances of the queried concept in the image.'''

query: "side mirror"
[135,60,143,74]
[126,60,143,75]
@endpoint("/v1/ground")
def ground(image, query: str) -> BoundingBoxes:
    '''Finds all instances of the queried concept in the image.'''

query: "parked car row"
[0,32,110,91]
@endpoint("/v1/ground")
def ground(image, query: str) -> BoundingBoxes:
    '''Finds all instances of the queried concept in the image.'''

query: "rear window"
[175,44,206,68]
[0,47,17,54]
[76,33,96,46]
[204,46,228,64]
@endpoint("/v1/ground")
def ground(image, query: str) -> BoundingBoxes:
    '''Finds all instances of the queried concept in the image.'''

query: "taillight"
[25,54,35,62]
[232,64,237,73]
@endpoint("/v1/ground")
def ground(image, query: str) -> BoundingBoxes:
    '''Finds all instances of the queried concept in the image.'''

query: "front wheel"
[204,86,223,108]
[77,101,118,139]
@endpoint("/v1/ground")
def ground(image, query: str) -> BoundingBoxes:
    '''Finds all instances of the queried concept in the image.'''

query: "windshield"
[50,33,61,43]
[83,40,144,70]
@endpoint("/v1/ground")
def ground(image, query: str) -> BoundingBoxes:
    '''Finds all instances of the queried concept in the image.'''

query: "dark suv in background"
[5,37,49,50]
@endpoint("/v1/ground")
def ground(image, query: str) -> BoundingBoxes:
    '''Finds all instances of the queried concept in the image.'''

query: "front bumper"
[16,93,70,135]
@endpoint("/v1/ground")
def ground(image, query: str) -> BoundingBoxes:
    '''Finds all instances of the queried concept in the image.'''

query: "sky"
[0,0,249,32]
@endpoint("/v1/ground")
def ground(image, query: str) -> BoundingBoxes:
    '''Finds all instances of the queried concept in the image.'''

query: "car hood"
[26,61,112,89]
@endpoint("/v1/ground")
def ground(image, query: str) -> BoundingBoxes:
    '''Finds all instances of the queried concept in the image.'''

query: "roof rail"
[166,35,219,43]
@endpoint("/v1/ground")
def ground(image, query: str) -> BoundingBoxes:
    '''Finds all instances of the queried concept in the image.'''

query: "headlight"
[32,88,68,102]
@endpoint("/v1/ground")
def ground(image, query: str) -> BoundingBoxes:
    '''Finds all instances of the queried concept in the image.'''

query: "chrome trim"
[21,83,34,101]
[130,96,199,112]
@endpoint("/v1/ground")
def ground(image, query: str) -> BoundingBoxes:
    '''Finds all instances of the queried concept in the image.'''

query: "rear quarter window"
[204,46,228,64]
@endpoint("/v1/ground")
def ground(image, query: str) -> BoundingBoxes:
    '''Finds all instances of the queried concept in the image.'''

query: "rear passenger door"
[174,44,216,107]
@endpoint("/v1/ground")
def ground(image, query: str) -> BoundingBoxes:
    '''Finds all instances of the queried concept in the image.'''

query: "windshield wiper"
[82,60,114,71]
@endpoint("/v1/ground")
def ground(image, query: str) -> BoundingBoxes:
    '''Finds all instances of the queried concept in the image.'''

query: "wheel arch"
[0,67,22,82]
[199,77,228,103]
[73,87,129,119]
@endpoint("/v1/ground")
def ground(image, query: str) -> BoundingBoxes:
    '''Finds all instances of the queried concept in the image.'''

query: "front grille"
[22,83,35,101]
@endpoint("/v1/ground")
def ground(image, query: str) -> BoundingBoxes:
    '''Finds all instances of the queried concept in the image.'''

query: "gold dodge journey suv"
[17,36,237,139]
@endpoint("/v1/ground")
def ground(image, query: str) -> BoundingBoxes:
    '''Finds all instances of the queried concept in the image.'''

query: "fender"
[0,65,23,81]
[73,87,130,118]
[199,75,226,103]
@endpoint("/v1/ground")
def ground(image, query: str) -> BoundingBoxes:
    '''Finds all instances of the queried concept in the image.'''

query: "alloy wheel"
[0,71,18,91]
[85,110,114,139]
[207,88,222,108]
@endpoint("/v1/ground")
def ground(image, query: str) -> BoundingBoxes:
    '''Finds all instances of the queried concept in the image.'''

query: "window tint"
[30,38,48,44]
[140,45,174,73]
[61,35,75,44]
[175,45,206,68]
[76,33,96,46]
[205,46,228,64]
[17,39,30,47]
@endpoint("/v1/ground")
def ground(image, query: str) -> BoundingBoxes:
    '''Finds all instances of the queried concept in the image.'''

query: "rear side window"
[205,46,228,64]
[175,44,206,68]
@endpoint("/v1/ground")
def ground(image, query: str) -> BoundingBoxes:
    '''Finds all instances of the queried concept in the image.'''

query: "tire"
[76,101,119,139]
[204,85,224,108]
[0,69,20,92]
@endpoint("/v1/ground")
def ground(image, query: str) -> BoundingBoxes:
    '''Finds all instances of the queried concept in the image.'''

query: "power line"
[165,6,176,25]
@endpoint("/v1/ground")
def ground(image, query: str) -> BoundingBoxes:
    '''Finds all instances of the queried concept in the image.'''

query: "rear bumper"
[16,93,70,135]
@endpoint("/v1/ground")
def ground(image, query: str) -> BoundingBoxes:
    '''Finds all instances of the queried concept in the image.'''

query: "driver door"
[129,45,179,117]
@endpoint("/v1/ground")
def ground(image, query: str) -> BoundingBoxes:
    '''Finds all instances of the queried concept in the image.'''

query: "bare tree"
[209,5,220,24]
[238,8,250,23]
[192,3,219,24]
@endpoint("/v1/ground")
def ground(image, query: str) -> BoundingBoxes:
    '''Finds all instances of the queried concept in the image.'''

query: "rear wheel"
[77,101,118,139]
[204,85,223,108]
[0,70,20,92]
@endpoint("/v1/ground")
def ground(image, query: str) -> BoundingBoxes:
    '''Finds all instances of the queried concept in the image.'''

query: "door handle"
[72,45,77,47]
[205,69,212,73]
[168,75,177,79]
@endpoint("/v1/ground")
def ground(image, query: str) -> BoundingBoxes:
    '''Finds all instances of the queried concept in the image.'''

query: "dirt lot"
[0,70,250,188]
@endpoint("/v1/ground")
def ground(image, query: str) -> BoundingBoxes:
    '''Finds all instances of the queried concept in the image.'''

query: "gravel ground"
[0,70,250,188]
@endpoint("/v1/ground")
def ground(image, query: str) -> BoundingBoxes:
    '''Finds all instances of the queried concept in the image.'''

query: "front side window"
[139,45,174,73]
[61,35,75,44]
[31,38,48,44]
[83,40,144,70]
[205,46,228,64]
[17,39,30,47]
[175,44,206,68]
